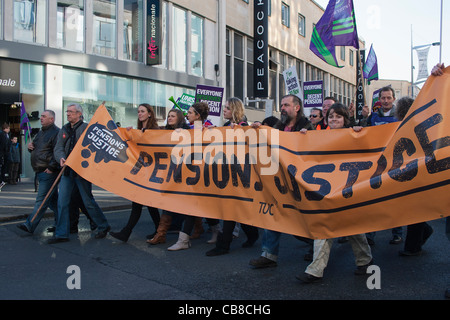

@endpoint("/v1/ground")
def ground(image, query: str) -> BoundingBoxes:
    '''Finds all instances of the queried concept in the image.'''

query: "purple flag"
[363,44,379,84]
[310,0,359,67]
[20,101,31,144]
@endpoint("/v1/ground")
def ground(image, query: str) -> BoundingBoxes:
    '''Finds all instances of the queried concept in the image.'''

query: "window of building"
[190,14,203,77]
[234,33,244,100]
[281,2,289,27]
[171,6,187,72]
[56,1,84,52]
[123,0,144,62]
[340,46,345,61]
[298,13,305,36]
[349,49,354,66]
[247,38,254,100]
[92,0,117,57]
[13,0,47,45]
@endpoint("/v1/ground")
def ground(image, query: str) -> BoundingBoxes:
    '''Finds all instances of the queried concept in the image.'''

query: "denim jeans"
[261,229,282,261]
[24,171,59,233]
[54,174,109,239]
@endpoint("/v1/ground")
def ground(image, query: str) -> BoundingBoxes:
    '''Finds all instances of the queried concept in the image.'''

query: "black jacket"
[273,116,314,132]
[29,124,60,173]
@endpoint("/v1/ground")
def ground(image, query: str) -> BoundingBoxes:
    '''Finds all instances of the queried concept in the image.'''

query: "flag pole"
[30,165,66,223]
[439,0,443,63]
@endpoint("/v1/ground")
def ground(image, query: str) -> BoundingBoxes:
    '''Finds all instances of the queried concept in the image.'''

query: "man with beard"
[273,95,314,132]
[249,95,314,268]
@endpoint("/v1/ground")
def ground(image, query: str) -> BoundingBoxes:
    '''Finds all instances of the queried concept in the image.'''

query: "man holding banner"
[366,86,403,245]
[249,95,314,268]
[48,103,110,244]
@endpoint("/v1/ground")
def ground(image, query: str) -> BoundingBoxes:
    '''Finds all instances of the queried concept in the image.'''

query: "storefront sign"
[356,49,365,120]
[0,60,21,103]
[254,0,269,98]
[146,0,162,65]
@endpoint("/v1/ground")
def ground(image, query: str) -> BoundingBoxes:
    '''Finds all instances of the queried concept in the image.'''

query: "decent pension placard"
[66,68,450,239]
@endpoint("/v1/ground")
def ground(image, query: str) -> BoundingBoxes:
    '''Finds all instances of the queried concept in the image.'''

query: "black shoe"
[249,256,277,269]
[354,259,374,275]
[206,247,229,256]
[47,237,69,244]
[296,272,323,283]
[303,252,313,262]
[389,235,402,244]
[47,226,56,233]
[95,226,111,239]
[109,231,129,242]
[17,224,32,234]
[242,238,258,248]
[399,250,422,256]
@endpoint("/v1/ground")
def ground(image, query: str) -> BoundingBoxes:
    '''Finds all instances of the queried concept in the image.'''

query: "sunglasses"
[309,114,319,118]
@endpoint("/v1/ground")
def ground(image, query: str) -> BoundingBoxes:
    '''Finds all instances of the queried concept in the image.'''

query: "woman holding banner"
[205,97,259,256]
[109,104,161,242]
[167,102,219,251]
[147,108,190,245]
[186,101,214,129]
[296,103,373,283]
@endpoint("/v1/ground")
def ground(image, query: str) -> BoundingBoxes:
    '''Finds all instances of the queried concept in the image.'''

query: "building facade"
[0,0,364,178]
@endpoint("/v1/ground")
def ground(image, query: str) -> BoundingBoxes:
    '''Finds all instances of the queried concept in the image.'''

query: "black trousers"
[120,202,160,236]
[215,220,259,250]
[404,222,433,253]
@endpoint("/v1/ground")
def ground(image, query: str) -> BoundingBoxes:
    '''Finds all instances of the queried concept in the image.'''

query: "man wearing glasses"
[309,108,323,128]
[48,103,110,244]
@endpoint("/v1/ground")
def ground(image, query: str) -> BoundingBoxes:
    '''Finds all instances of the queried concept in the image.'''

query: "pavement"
[0,179,131,222]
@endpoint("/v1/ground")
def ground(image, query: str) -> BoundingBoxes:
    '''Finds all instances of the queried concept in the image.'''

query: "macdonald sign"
[66,68,450,239]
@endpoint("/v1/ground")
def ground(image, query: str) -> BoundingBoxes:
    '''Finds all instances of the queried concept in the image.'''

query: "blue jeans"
[54,174,109,239]
[261,229,282,261]
[24,171,59,233]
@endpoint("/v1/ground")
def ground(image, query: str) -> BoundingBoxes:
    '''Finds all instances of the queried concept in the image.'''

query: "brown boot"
[190,217,204,239]
[147,213,172,245]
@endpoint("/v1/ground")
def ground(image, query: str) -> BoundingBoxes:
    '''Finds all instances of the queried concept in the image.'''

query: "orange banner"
[66,68,450,239]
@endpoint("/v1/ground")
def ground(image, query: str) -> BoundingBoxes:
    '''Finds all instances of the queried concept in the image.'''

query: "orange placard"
[66,68,450,239]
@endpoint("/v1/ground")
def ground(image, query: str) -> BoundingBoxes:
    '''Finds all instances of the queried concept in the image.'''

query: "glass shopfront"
[62,68,195,128]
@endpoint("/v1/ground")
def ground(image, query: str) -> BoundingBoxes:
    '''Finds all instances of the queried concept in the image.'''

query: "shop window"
[92,0,116,57]
[190,14,203,77]
[123,0,144,62]
[171,6,187,72]
[56,1,84,52]
[13,0,47,45]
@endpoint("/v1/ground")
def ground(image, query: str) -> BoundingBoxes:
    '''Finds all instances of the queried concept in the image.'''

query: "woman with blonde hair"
[223,97,246,126]
[205,97,259,256]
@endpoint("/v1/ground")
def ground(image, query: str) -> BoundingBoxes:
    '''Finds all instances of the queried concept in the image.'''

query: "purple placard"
[194,84,224,117]
[303,80,323,108]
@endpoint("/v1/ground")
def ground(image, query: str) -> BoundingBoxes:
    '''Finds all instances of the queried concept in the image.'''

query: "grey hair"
[43,109,56,118]
[67,103,83,115]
